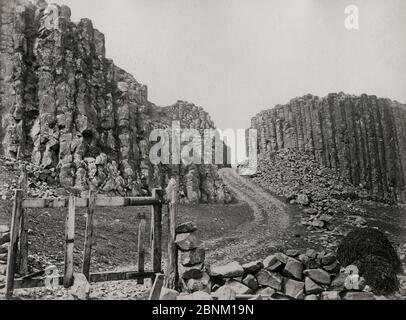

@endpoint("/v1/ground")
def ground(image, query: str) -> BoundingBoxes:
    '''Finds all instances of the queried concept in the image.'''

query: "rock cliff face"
[251,93,406,203]
[0,0,231,203]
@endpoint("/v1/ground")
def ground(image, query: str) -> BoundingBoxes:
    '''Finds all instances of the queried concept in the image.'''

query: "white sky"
[52,0,406,130]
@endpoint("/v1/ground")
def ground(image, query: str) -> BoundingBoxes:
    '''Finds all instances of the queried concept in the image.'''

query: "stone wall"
[0,0,231,203]
[160,228,395,300]
[251,93,406,203]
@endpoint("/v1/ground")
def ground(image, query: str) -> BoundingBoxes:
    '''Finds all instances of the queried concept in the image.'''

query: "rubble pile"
[252,149,374,230]
[0,157,62,200]
[159,222,405,301]
[167,246,404,300]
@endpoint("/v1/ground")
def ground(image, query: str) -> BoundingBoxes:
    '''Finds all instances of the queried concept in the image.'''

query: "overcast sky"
[52,0,406,130]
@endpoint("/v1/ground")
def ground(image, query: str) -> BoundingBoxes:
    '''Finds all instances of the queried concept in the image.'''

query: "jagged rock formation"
[0,0,231,203]
[251,93,406,203]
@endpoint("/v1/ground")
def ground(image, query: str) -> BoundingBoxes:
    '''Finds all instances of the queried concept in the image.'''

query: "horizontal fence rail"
[22,196,161,209]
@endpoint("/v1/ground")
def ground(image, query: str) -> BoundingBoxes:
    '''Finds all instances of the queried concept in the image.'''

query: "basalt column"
[252,93,406,203]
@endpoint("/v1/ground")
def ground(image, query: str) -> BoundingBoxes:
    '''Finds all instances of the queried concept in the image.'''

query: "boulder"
[283,279,305,300]
[256,270,283,291]
[160,288,179,300]
[323,261,340,273]
[298,254,310,266]
[330,273,347,291]
[178,291,212,300]
[343,292,375,300]
[305,249,318,259]
[296,194,310,206]
[304,269,331,285]
[242,274,259,291]
[321,253,337,266]
[223,279,252,295]
[305,277,323,294]
[311,219,325,228]
[184,272,212,293]
[263,255,283,271]
[256,287,276,299]
[283,258,303,280]
[320,291,341,300]
[176,222,198,234]
[175,233,200,251]
[212,286,236,300]
[69,273,91,300]
[307,258,322,269]
[211,261,244,278]
[286,249,300,257]
[274,252,289,264]
[242,260,264,274]
[305,294,319,300]
[181,264,204,280]
[181,247,205,267]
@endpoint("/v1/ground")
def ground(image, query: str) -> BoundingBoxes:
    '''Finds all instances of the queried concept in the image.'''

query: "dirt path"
[205,168,292,265]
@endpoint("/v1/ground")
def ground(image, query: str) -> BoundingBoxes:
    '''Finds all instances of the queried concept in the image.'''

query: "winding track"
[205,168,290,264]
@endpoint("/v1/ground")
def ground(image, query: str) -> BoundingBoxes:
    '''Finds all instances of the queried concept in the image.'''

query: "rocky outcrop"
[0,0,231,203]
[251,93,406,203]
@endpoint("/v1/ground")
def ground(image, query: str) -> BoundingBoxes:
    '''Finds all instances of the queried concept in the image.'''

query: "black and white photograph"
[0,0,406,310]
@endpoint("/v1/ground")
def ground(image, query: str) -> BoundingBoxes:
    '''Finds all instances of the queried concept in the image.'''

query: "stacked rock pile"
[175,222,210,294]
[0,225,10,286]
[252,149,372,231]
[206,249,376,300]
[160,241,382,300]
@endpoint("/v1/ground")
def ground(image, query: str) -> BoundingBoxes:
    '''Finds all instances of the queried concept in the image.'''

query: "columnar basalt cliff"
[0,0,231,203]
[251,93,406,203]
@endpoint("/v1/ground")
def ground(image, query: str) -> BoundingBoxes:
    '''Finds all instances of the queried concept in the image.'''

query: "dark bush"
[337,228,401,273]
[354,254,399,295]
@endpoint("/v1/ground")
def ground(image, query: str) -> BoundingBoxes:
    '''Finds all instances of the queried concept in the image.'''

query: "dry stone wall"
[162,224,391,301]
[251,93,406,203]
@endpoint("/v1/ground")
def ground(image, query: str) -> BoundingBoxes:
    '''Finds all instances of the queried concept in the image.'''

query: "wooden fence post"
[17,166,28,276]
[82,191,95,280]
[165,178,178,290]
[151,189,163,274]
[64,196,75,288]
[149,273,165,300]
[137,213,146,284]
[5,190,23,299]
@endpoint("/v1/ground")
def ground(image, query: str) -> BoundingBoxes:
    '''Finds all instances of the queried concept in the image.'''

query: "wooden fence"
[4,176,179,299]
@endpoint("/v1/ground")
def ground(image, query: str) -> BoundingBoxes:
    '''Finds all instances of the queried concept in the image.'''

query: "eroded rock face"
[0,0,231,203]
[251,93,406,203]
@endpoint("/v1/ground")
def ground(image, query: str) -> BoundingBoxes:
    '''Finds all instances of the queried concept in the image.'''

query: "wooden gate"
[4,186,167,299]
